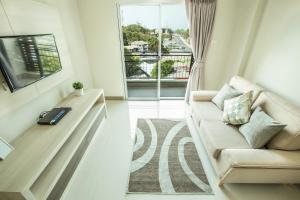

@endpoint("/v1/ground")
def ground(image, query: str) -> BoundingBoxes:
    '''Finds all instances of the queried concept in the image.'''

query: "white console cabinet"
[0,89,107,200]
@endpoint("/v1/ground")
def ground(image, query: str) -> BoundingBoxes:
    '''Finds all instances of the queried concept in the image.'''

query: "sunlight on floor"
[128,100,186,139]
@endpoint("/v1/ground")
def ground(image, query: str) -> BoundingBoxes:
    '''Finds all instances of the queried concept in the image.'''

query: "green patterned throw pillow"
[223,91,253,125]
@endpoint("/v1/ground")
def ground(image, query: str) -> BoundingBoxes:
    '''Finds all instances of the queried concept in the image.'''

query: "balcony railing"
[125,53,193,80]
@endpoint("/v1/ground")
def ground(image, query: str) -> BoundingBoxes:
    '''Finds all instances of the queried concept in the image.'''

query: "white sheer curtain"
[185,0,217,102]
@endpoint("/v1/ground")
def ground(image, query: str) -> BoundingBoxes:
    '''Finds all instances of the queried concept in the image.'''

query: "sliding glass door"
[119,3,192,100]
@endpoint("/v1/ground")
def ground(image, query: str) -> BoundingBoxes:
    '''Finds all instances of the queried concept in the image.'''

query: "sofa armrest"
[192,90,219,101]
[218,149,300,176]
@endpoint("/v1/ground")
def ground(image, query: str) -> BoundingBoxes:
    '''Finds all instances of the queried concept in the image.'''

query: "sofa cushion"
[191,101,223,126]
[217,149,300,179]
[252,92,300,150]
[229,76,263,103]
[223,91,253,125]
[212,84,241,110]
[239,107,286,149]
[199,120,250,159]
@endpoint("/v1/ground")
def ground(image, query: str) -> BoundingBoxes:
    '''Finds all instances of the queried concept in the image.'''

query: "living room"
[0,0,299,200]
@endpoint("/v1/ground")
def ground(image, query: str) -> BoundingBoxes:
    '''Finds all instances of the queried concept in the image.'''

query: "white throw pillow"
[212,84,241,110]
[223,91,253,125]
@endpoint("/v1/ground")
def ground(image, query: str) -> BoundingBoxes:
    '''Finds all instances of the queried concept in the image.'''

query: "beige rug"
[128,119,212,194]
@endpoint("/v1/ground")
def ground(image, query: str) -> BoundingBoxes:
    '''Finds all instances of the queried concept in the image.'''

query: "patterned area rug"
[128,119,212,194]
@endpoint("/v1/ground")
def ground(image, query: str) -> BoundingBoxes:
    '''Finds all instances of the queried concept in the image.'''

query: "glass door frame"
[117,2,185,101]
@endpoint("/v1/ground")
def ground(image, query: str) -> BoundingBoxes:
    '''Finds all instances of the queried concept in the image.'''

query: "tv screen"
[0,34,62,92]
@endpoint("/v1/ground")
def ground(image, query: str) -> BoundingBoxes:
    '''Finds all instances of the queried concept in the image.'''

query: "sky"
[120,4,188,30]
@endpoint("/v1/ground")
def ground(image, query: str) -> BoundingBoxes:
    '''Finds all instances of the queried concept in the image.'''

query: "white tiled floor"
[128,100,186,135]
[62,100,300,200]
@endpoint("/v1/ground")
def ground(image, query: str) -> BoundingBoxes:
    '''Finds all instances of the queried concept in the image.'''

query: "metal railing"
[125,53,193,80]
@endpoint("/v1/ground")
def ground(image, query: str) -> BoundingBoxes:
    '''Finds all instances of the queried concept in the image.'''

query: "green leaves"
[125,56,142,77]
[72,81,83,90]
[122,24,158,52]
[151,60,175,78]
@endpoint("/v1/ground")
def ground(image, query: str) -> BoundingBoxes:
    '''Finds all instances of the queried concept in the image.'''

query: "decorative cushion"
[252,91,300,150]
[212,84,241,110]
[223,91,253,125]
[239,107,286,149]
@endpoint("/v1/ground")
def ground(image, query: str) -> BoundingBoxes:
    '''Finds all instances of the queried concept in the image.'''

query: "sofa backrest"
[229,76,263,103]
[252,91,300,150]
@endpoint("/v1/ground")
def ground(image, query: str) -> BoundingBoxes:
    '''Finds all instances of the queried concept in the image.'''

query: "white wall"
[205,0,260,89]
[0,0,93,141]
[77,0,123,97]
[57,0,94,88]
[243,0,300,106]
[220,0,263,83]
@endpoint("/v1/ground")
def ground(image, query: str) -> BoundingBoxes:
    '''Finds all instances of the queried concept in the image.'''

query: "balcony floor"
[127,80,187,98]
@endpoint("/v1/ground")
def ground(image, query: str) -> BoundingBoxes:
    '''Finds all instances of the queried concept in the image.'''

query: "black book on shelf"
[38,107,72,125]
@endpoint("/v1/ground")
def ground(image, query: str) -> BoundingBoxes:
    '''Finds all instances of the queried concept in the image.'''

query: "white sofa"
[190,76,300,185]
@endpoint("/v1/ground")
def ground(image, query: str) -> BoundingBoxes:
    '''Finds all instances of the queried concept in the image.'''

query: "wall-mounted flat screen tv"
[0,34,62,92]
